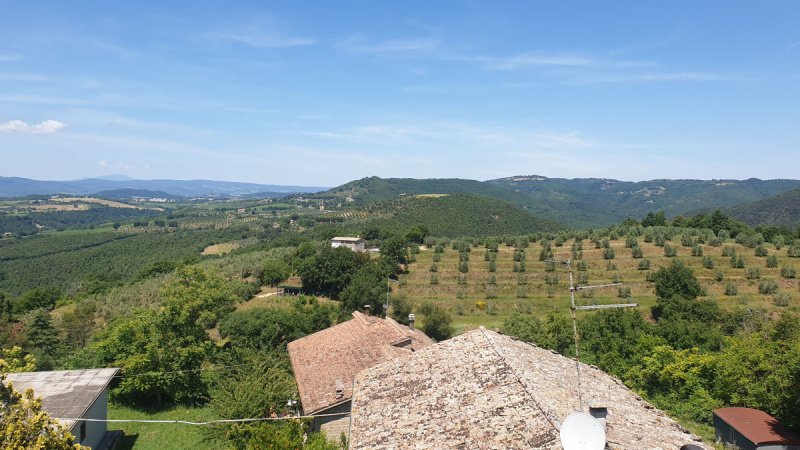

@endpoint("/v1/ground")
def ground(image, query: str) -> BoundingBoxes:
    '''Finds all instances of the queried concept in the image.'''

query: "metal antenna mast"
[545,255,637,413]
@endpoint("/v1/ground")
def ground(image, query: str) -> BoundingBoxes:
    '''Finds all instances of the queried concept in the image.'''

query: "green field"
[109,405,218,450]
[399,238,799,333]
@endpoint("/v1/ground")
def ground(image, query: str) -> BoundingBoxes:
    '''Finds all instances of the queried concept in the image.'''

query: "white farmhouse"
[330,236,365,252]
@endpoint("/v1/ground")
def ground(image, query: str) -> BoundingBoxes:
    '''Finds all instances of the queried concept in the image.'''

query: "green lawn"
[108,405,219,450]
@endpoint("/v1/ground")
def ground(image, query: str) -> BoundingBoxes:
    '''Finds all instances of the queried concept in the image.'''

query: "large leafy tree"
[339,263,391,317]
[298,246,368,299]
[653,260,703,302]
[72,267,235,407]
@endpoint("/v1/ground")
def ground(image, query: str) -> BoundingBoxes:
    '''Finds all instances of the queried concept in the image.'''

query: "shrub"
[772,293,790,307]
[606,262,617,271]
[754,245,768,257]
[576,260,588,271]
[724,282,738,296]
[432,253,441,262]
[603,247,615,260]
[632,246,644,259]
[645,271,656,282]
[681,234,694,247]
[691,245,703,257]
[721,246,736,257]
[708,237,722,247]
[577,273,589,285]
[788,245,800,258]
[664,244,677,257]
[429,263,438,273]
[488,260,496,272]
[457,274,467,285]
[714,270,724,282]
[458,261,469,273]
[487,275,496,285]
[625,236,637,248]
[655,235,666,247]
[515,286,528,298]
[773,235,785,250]
[617,287,632,298]
[766,255,778,268]
[702,256,715,269]
[638,259,651,270]
[731,255,745,269]
[780,265,796,279]
[758,279,779,295]
[429,274,438,285]
[544,274,559,285]
[745,267,760,280]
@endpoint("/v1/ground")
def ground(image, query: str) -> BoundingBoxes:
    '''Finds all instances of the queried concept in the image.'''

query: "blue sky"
[1,1,798,186]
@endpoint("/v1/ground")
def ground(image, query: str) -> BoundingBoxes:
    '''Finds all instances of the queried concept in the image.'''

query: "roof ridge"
[476,327,559,444]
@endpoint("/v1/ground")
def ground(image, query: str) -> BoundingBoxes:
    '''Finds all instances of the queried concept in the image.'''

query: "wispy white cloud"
[98,159,151,171]
[336,34,440,54]
[0,53,22,62]
[576,71,744,84]
[0,119,67,134]
[209,18,314,48]
[0,72,49,82]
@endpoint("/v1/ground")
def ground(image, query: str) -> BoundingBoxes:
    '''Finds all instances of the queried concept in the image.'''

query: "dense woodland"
[2,183,800,448]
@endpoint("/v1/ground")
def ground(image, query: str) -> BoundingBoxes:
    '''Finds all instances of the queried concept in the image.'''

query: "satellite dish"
[560,412,606,450]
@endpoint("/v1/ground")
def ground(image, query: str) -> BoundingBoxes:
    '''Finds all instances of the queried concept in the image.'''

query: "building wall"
[313,401,352,444]
[70,389,108,449]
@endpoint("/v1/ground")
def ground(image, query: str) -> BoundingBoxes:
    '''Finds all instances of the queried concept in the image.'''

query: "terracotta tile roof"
[714,407,800,445]
[350,328,710,450]
[288,311,433,414]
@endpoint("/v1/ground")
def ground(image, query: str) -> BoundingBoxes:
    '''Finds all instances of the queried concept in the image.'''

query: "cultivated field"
[399,238,799,333]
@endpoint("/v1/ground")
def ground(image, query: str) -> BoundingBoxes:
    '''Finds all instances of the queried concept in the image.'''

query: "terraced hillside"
[398,236,799,333]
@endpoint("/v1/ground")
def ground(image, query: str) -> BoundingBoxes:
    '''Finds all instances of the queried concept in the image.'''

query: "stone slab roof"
[5,368,119,431]
[350,328,709,450]
[288,311,433,414]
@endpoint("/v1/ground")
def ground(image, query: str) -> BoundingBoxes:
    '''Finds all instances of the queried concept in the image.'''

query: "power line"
[110,362,260,379]
[53,412,350,426]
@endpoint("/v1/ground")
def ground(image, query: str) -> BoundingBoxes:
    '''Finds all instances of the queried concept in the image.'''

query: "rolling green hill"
[487,176,800,228]
[364,193,563,237]
[314,176,800,229]
[727,187,800,228]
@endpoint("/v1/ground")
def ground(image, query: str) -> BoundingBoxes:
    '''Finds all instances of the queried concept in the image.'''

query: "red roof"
[714,407,800,445]
[288,311,433,414]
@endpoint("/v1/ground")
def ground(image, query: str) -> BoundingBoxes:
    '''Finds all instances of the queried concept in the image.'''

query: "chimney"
[363,305,371,316]
[589,406,608,433]
[408,313,415,331]
[335,379,344,399]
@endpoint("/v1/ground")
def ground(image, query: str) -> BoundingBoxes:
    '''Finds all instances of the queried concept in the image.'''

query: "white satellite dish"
[560,412,606,450]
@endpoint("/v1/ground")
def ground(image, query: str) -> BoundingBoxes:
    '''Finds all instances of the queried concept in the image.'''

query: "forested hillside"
[363,194,562,237]
[728,188,800,228]
[487,176,800,228]
[310,176,800,229]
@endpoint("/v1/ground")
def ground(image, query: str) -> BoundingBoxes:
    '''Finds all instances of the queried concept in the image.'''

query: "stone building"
[287,311,433,440]
[349,327,710,449]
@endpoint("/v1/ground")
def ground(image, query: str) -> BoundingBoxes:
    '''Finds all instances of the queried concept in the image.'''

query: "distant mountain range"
[319,175,800,229]
[0,177,328,198]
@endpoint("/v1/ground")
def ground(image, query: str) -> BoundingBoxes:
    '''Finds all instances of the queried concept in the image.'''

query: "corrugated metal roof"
[331,237,364,242]
[714,407,800,445]
[5,368,119,431]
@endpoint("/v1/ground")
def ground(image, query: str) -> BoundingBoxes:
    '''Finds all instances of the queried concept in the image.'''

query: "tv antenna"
[545,256,637,413]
